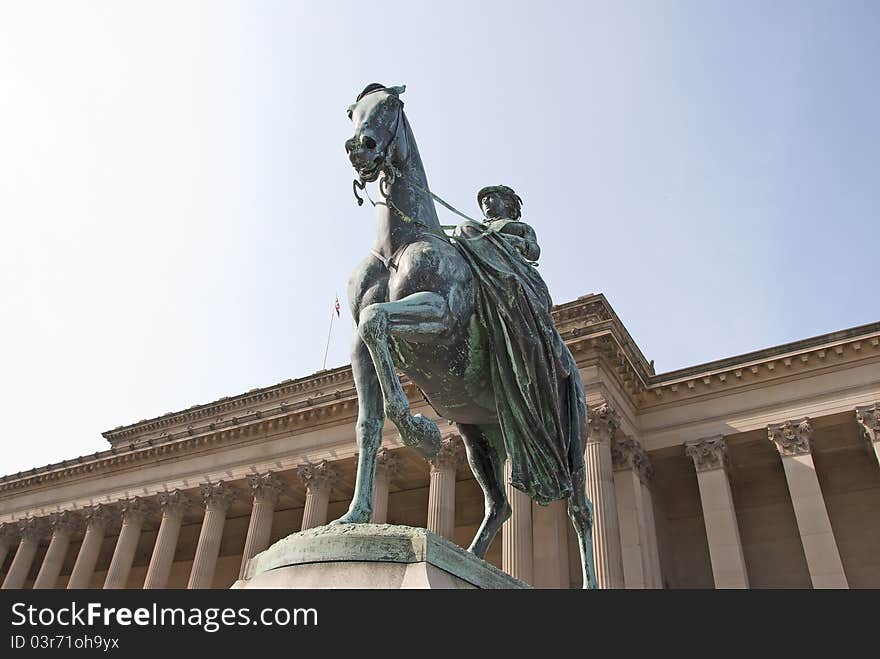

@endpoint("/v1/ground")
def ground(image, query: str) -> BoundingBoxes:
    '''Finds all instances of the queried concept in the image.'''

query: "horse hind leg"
[568,465,599,589]
[333,334,385,524]
[358,291,452,459]
[457,423,510,558]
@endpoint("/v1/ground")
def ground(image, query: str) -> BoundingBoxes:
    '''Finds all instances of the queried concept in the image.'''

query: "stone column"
[502,460,534,583]
[104,497,152,590]
[67,505,113,589]
[33,512,79,589]
[685,436,749,589]
[143,490,191,589]
[583,402,625,588]
[372,449,401,524]
[856,404,880,467]
[639,463,663,589]
[531,499,570,588]
[0,523,19,576]
[769,418,848,588]
[188,482,237,589]
[612,438,652,589]
[238,472,284,579]
[298,461,339,530]
[2,518,46,589]
[427,436,464,539]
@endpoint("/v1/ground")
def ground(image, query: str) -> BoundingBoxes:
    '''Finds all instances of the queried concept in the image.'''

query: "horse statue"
[333,83,598,589]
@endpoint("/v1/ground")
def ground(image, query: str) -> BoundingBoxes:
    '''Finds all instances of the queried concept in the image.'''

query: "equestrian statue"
[334,83,598,589]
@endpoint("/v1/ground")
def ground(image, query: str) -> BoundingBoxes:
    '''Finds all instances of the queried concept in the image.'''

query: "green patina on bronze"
[336,83,599,588]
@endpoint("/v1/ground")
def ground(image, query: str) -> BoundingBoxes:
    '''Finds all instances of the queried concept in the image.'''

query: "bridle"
[351,96,482,234]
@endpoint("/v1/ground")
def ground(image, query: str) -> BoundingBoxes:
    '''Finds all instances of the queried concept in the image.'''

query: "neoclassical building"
[1,293,879,589]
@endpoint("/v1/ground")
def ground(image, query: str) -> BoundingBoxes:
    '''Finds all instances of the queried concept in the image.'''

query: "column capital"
[17,517,48,542]
[0,521,20,545]
[429,435,466,472]
[588,401,620,444]
[611,437,644,471]
[200,481,238,512]
[375,448,402,480]
[48,511,80,537]
[118,496,155,524]
[768,418,812,457]
[246,472,287,504]
[685,436,729,473]
[612,438,655,485]
[855,404,880,444]
[156,489,192,517]
[296,461,340,494]
[82,504,114,530]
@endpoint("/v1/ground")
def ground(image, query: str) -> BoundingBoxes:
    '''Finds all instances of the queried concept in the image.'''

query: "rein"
[350,98,537,267]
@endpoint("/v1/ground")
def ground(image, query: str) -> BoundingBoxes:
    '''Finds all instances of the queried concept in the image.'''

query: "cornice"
[101,363,356,445]
[643,324,880,406]
[104,295,652,447]
[0,391,366,494]
[4,293,878,497]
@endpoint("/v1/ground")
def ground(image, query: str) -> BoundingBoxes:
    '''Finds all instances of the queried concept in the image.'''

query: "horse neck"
[373,116,441,259]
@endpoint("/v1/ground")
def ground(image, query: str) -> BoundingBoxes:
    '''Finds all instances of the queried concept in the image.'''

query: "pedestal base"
[232,523,529,589]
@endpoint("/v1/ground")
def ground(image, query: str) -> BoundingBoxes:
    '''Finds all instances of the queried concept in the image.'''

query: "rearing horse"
[334,83,598,589]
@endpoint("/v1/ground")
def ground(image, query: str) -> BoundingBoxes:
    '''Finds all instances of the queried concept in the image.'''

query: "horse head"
[345,83,407,183]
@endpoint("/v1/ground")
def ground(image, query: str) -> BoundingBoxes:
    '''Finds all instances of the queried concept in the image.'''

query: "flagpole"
[322,307,334,371]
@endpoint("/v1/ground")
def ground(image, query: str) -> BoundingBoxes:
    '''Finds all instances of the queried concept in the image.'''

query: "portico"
[1,294,878,589]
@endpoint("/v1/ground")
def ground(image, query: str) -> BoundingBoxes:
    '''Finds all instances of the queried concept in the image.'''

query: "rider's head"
[477,185,523,221]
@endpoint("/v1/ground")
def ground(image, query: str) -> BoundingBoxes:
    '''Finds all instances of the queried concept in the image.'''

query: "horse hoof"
[403,414,442,459]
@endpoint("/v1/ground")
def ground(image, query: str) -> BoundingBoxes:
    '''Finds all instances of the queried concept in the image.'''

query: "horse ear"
[386,85,406,97]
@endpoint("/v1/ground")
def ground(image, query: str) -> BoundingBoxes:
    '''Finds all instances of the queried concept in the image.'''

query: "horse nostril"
[363,136,376,150]
[345,138,355,153]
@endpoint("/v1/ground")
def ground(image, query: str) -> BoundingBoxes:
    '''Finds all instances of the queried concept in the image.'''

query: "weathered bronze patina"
[337,83,598,588]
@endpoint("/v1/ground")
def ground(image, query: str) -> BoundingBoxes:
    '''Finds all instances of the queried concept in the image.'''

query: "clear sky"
[0,1,877,475]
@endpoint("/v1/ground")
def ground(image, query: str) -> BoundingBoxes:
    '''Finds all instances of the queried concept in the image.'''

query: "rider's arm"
[497,222,541,261]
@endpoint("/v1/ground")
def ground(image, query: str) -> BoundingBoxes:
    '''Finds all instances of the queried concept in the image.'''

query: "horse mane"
[356,83,406,102]
[356,83,388,102]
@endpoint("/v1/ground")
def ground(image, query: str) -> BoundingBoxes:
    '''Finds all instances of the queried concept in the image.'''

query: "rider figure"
[476,185,540,263]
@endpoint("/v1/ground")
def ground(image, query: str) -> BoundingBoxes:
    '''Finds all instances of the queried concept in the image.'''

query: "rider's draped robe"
[452,219,588,505]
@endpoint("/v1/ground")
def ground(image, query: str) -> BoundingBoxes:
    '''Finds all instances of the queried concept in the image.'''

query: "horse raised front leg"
[357,291,446,459]
[332,334,385,524]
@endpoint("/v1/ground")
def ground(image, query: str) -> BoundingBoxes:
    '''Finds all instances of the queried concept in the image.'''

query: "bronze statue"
[337,83,598,588]
[475,185,540,262]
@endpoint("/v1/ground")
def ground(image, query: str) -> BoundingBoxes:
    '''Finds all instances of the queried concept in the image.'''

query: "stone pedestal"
[233,524,529,590]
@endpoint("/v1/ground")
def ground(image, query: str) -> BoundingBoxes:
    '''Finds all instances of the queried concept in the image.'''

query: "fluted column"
[427,436,464,539]
[0,523,19,576]
[298,461,340,530]
[584,402,625,588]
[769,418,848,588]
[686,436,749,588]
[2,518,46,589]
[33,512,79,589]
[639,462,663,588]
[238,472,284,579]
[531,499,569,588]
[612,438,652,589]
[67,505,112,589]
[188,482,237,589]
[502,459,534,583]
[372,449,401,524]
[104,497,152,590]
[143,490,190,589]
[856,404,880,467]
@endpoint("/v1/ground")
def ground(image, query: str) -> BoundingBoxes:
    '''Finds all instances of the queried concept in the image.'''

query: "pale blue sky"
[0,1,877,474]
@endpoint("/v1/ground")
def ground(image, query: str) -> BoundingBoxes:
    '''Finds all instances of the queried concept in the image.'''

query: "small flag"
[334,296,341,317]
